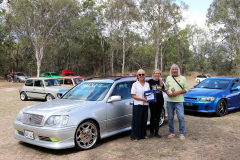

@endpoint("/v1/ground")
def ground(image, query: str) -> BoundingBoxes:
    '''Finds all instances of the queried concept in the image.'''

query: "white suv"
[195,75,208,83]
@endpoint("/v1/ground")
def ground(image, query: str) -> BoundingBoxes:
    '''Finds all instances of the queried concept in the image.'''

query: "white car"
[19,77,68,101]
[195,75,208,83]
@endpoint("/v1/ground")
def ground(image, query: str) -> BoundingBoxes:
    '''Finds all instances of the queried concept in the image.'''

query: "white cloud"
[178,9,208,29]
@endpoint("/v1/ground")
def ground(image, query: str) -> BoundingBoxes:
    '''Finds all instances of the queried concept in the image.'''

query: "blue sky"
[181,0,213,15]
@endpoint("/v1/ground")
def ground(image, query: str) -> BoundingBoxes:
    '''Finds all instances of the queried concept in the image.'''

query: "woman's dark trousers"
[130,105,148,140]
[149,100,163,135]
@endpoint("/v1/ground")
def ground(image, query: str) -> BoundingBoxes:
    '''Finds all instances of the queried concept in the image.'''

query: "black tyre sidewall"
[216,99,228,117]
[46,94,54,101]
[74,120,99,151]
[20,92,27,101]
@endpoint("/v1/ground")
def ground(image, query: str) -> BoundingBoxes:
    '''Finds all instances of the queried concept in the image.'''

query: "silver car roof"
[84,76,152,84]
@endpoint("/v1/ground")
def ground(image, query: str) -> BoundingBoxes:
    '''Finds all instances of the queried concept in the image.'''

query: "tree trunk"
[16,44,19,71]
[36,46,44,77]
[111,48,114,75]
[122,26,126,73]
[101,30,105,75]
[155,37,160,69]
[160,44,163,72]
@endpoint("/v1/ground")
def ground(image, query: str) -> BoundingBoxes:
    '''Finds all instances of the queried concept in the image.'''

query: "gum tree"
[140,0,187,70]
[10,0,80,77]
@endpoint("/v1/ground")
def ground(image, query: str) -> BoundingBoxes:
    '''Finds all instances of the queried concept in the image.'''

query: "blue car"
[184,77,240,116]
[57,89,70,98]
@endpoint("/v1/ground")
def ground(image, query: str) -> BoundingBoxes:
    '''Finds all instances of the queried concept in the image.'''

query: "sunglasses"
[138,74,145,76]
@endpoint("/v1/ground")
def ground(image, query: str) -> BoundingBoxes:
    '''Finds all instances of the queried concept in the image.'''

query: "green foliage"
[207,0,240,75]
[0,0,236,77]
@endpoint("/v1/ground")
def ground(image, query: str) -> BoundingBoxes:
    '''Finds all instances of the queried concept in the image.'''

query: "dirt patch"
[0,78,240,160]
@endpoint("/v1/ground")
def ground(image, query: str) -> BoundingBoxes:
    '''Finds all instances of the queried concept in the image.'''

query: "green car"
[40,72,62,78]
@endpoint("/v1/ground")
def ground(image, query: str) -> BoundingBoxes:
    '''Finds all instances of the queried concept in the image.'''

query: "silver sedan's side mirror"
[107,95,121,103]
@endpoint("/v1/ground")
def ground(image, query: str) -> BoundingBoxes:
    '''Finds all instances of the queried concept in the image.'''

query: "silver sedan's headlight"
[17,110,23,122]
[45,115,69,127]
[200,97,215,101]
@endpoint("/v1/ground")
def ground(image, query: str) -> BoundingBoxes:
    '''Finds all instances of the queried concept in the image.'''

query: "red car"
[62,70,85,79]
[120,73,137,77]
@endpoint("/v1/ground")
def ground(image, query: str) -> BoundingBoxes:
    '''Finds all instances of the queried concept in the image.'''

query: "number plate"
[25,130,34,140]
[185,103,193,106]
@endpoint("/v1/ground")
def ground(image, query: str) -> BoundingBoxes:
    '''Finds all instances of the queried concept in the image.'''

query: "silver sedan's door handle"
[130,102,133,105]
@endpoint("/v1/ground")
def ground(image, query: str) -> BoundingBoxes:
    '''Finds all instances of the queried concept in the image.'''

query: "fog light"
[50,137,59,142]
[205,105,209,111]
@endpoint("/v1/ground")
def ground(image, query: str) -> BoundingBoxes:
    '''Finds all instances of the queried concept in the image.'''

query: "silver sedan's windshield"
[62,82,112,101]
[197,79,230,89]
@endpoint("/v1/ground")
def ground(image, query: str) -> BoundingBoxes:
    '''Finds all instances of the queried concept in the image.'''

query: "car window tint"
[64,79,73,85]
[52,73,60,76]
[112,82,132,99]
[232,80,240,89]
[197,79,230,89]
[34,80,42,87]
[58,79,63,84]
[16,73,25,76]
[44,79,60,86]
[74,78,84,84]
[25,80,33,86]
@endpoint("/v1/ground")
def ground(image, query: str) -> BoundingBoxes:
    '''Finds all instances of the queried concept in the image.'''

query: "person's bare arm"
[132,94,148,103]
[172,90,187,97]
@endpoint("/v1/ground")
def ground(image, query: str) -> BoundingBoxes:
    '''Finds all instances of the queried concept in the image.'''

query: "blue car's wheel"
[216,99,228,117]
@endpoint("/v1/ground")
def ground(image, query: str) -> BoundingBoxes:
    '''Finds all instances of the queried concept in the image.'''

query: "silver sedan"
[14,77,168,150]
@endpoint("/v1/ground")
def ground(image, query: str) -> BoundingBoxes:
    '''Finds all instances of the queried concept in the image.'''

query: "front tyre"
[20,92,28,101]
[75,120,99,150]
[45,94,54,101]
[216,99,228,117]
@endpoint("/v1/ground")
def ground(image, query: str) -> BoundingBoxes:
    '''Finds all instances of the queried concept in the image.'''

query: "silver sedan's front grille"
[22,113,44,126]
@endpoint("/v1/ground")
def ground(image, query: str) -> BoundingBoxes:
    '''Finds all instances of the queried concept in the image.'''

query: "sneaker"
[179,134,185,140]
[149,133,154,138]
[168,133,175,138]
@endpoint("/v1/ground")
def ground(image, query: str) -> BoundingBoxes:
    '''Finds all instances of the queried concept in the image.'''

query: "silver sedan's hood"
[23,99,98,115]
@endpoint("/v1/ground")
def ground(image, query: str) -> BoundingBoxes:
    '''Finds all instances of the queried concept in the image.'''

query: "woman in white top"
[130,69,150,141]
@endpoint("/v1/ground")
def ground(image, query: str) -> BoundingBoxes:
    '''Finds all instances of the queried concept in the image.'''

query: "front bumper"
[183,100,217,113]
[13,120,76,149]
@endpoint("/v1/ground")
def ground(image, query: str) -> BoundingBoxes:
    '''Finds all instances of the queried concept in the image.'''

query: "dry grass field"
[0,75,240,160]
